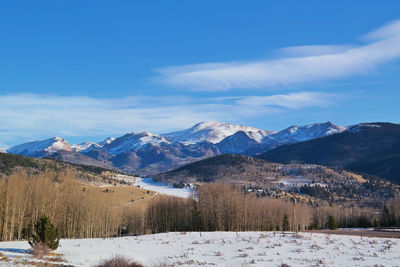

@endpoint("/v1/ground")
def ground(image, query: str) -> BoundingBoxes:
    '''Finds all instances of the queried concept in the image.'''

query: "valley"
[1,121,400,266]
[2,4,400,266]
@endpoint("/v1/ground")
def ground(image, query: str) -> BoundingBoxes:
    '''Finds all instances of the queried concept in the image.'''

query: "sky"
[1,0,400,148]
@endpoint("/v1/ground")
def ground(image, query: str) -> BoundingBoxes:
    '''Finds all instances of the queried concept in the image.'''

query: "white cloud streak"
[276,45,354,57]
[155,19,400,91]
[0,92,339,146]
[237,92,338,109]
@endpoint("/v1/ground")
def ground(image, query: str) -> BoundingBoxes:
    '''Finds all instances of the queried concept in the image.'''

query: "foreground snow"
[0,232,399,266]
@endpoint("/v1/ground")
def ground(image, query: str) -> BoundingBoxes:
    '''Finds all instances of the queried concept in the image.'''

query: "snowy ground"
[0,232,399,266]
[133,178,192,198]
[113,174,192,198]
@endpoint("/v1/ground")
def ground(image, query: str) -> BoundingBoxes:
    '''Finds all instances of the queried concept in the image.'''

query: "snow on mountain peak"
[7,137,71,157]
[98,137,115,146]
[162,121,273,144]
[266,122,347,144]
[46,137,72,153]
[72,137,116,152]
[105,132,170,155]
[71,142,100,152]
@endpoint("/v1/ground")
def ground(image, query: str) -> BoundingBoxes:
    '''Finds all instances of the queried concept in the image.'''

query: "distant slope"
[45,150,114,169]
[258,122,400,184]
[243,121,346,155]
[155,154,398,201]
[155,154,363,184]
[0,152,117,178]
[6,137,71,157]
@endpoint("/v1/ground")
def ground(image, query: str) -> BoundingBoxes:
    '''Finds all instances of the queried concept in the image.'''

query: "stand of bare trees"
[146,183,313,233]
[146,183,390,234]
[0,170,122,241]
[1,171,396,242]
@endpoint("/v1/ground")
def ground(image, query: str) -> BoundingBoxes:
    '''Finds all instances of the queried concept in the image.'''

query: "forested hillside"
[155,154,399,202]
[0,152,119,181]
[258,122,400,184]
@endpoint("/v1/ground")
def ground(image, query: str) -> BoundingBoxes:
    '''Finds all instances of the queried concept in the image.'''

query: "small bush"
[31,243,50,258]
[97,255,143,267]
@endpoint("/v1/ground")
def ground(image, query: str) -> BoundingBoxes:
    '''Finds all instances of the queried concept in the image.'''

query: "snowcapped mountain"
[71,142,100,152]
[162,121,273,144]
[5,121,347,175]
[103,132,170,155]
[71,137,116,152]
[98,137,115,146]
[265,121,347,145]
[241,121,347,155]
[7,137,72,158]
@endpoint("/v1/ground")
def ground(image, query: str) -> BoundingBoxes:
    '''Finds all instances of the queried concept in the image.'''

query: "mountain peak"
[98,137,115,146]
[104,131,170,155]
[7,136,71,157]
[162,121,272,144]
[265,121,346,144]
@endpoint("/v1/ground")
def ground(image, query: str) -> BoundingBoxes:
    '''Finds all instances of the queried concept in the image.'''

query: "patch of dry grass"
[96,255,143,267]
[83,185,160,210]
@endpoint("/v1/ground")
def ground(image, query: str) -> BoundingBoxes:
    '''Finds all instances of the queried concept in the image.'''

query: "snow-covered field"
[0,232,399,266]
[114,174,192,198]
[133,178,192,198]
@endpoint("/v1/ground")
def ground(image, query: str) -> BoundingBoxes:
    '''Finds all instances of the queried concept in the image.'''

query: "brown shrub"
[31,243,50,258]
[0,252,10,261]
[97,255,143,267]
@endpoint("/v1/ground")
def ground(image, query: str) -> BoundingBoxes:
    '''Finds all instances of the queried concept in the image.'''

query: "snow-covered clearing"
[0,232,399,266]
[133,178,192,198]
[114,174,192,198]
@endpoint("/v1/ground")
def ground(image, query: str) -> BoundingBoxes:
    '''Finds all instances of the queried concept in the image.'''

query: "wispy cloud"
[155,19,400,91]
[0,92,339,146]
[362,20,400,41]
[276,45,354,57]
[237,92,339,109]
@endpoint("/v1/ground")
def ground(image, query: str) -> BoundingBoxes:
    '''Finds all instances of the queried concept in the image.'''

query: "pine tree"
[282,214,290,232]
[327,215,338,230]
[29,215,60,250]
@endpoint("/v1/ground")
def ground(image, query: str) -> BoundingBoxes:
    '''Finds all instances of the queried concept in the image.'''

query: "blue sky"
[1,1,400,147]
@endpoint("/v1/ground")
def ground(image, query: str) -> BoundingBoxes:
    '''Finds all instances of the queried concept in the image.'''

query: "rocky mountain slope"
[258,122,400,184]
[6,137,72,158]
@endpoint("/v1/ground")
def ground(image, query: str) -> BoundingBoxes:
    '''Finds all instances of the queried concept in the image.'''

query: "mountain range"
[4,121,345,175]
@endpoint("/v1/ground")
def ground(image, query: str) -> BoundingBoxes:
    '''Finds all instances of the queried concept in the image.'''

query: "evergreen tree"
[282,214,290,232]
[327,215,338,230]
[29,215,60,250]
[381,204,390,227]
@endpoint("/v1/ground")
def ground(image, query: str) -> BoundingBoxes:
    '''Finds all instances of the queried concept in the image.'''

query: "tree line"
[1,171,399,242]
[145,183,398,234]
